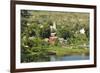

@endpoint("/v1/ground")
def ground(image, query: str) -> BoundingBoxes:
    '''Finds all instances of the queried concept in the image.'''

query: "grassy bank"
[47,46,89,56]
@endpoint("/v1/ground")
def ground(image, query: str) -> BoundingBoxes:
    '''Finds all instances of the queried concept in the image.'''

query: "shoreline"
[47,46,89,56]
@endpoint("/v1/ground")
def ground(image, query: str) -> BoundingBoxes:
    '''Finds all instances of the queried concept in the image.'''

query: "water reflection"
[50,55,89,61]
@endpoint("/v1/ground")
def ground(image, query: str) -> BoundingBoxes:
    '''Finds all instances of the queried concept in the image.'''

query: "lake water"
[50,55,89,61]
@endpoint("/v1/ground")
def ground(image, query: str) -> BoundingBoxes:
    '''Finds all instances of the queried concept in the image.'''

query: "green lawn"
[47,46,89,56]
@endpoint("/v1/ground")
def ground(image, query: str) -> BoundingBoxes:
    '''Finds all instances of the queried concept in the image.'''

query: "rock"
[48,51,56,55]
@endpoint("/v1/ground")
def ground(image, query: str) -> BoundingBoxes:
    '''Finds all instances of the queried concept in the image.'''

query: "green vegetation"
[21,10,90,62]
[47,46,89,56]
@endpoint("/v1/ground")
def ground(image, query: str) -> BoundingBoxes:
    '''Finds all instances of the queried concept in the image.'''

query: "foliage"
[21,36,50,62]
